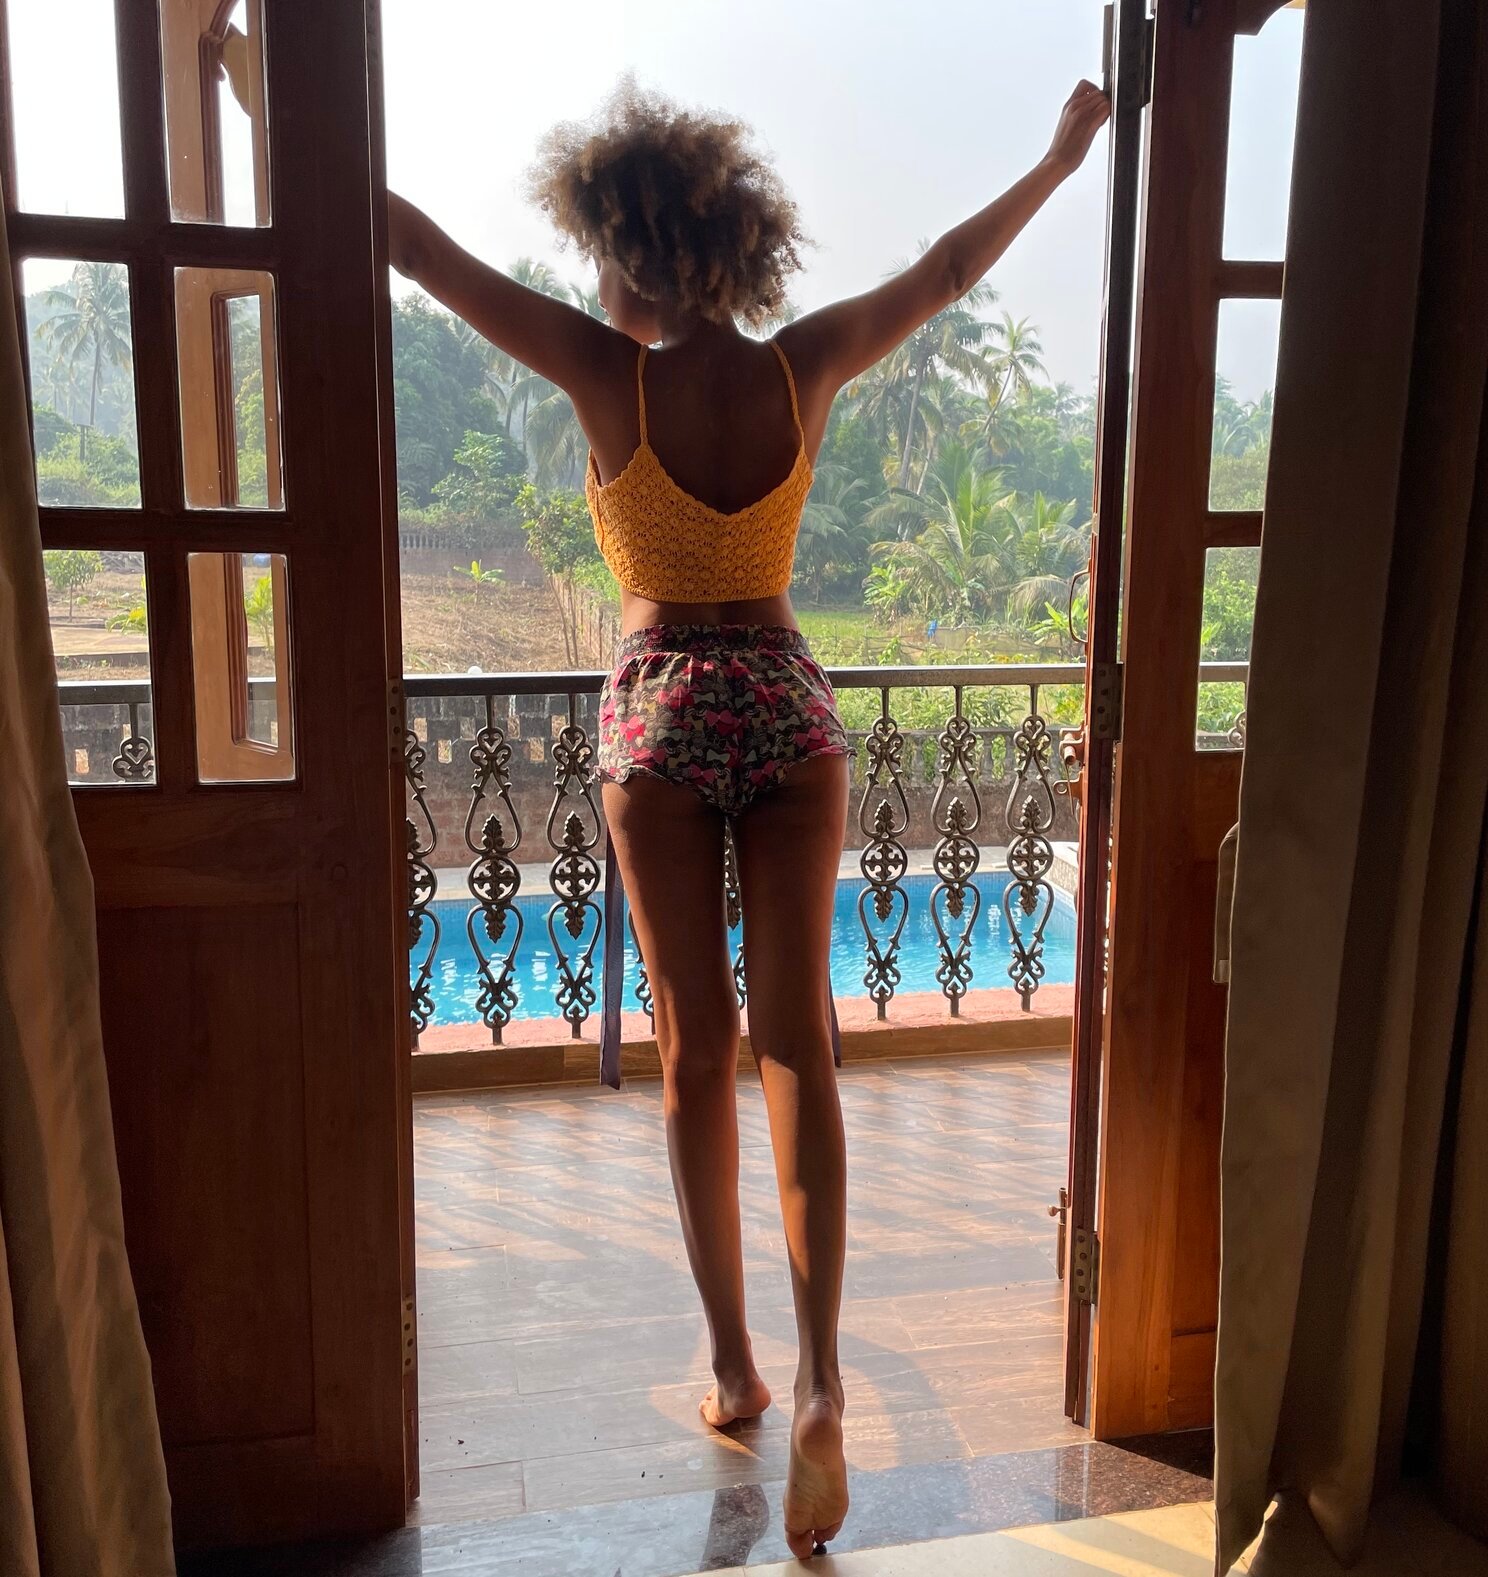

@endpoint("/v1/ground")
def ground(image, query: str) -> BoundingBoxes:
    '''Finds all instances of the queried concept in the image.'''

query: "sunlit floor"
[413,1048,1082,1525]
[686,1493,1488,1577]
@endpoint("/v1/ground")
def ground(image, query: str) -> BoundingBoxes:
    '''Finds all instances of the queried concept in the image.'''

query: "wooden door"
[2,0,414,1547]
[1069,0,1292,1438]
[1062,0,1147,1429]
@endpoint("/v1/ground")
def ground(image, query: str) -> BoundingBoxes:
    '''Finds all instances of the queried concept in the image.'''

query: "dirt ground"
[48,566,579,682]
[399,571,573,674]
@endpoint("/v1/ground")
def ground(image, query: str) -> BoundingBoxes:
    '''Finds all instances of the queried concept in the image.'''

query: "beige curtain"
[0,215,175,1569]
[1214,0,1488,1572]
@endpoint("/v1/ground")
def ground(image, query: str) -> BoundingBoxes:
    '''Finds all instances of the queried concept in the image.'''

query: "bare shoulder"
[770,321,840,444]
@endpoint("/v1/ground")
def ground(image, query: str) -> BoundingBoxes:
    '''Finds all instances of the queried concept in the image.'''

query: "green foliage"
[391,295,498,505]
[243,573,276,658]
[433,430,527,520]
[513,483,615,666]
[31,263,135,462]
[1028,588,1087,655]
[106,574,149,636]
[451,559,505,600]
[863,564,911,620]
[108,603,148,633]
[1198,682,1248,739]
[1200,548,1259,662]
[31,404,140,506]
[514,483,602,580]
[1209,444,1270,512]
[44,549,103,618]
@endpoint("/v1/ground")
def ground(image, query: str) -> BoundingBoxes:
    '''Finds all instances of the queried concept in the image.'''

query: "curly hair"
[527,79,806,328]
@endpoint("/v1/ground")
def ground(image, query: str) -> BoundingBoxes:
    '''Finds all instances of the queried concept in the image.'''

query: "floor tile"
[412,1050,1080,1531]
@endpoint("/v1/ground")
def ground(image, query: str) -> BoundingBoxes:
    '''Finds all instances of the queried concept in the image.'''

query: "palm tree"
[36,262,133,461]
[849,245,1001,491]
[515,277,609,486]
[988,313,1048,406]
[33,355,85,424]
[869,443,1017,619]
[998,492,1086,626]
[523,385,588,488]
[456,259,574,436]
[795,462,869,601]
[970,314,1049,451]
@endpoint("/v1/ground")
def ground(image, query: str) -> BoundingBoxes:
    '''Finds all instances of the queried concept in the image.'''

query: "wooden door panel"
[2,0,413,1546]
[75,795,302,905]
[1063,0,1149,1425]
[1168,1330,1219,1430]
[97,902,315,1448]
[1083,0,1276,1438]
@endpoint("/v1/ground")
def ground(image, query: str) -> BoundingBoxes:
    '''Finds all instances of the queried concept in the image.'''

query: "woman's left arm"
[780,82,1110,414]
[388,192,624,397]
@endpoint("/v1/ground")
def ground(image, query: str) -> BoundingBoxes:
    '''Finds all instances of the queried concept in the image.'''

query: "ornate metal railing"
[57,662,1250,1047]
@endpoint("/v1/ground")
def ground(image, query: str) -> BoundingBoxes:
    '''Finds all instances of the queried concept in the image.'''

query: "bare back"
[580,327,822,631]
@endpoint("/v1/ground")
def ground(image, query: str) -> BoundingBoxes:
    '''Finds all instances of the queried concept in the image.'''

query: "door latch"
[1057,728,1087,810]
[1049,1187,1070,1281]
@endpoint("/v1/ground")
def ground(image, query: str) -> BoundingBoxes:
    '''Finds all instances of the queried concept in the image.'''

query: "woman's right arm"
[387,192,621,397]
[781,81,1111,409]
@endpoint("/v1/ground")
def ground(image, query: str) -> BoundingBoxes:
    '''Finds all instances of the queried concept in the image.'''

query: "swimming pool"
[414,871,1076,1028]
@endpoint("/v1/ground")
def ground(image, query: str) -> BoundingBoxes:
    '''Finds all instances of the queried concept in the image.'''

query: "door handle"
[1066,567,1090,653]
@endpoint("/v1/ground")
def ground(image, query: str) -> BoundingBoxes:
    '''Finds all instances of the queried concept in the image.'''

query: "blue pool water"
[414,872,1076,1028]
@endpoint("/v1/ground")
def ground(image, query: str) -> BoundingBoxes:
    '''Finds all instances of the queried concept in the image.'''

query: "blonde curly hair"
[527,78,806,327]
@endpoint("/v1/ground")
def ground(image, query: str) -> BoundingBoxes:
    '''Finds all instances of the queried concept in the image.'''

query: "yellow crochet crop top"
[585,340,814,602]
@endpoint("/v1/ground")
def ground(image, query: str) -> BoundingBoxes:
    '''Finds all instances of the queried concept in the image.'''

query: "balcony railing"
[56,661,1250,1051]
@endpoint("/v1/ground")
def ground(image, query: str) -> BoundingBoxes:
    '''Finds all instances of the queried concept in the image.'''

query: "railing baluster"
[66,660,1209,1038]
[630,912,654,1027]
[545,694,603,1038]
[465,695,524,1042]
[1003,683,1056,1011]
[112,700,154,781]
[403,725,440,1043]
[724,821,747,1008]
[858,686,910,1019]
[931,685,982,1015]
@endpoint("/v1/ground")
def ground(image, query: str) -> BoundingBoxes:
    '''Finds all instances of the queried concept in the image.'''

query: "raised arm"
[386,192,623,398]
[781,82,1111,403]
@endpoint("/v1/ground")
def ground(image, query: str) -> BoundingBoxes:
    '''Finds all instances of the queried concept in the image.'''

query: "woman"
[389,77,1109,1559]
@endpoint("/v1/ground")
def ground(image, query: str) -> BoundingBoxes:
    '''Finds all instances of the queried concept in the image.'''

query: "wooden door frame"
[1063,0,1149,1428]
[1085,0,1281,1439]
[365,0,422,1510]
[1,0,414,1544]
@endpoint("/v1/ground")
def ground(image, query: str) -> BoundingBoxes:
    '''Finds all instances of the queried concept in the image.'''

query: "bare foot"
[783,1390,848,1559]
[699,1369,772,1428]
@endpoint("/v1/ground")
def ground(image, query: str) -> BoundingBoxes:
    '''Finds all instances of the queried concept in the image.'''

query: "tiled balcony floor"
[413,1048,1084,1528]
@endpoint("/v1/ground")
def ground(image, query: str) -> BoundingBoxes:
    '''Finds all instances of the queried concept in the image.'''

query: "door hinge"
[1089,661,1125,743]
[401,1294,416,1374]
[389,677,407,758]
[1071,1226,1101,1305]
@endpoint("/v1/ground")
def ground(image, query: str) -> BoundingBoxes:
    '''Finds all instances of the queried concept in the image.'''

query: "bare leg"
[733,753,851,1557]
[602,775,771,1426]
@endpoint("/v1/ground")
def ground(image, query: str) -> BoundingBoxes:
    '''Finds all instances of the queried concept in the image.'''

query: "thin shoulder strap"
[635,345,650,444]
[769,339,804,441]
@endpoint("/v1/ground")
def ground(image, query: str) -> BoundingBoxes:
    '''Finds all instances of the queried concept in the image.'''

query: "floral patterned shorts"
[596,624,852,817]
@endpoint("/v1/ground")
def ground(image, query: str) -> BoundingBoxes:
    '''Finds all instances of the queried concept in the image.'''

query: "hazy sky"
[379,0,1302,400]
[9,0,1302,401]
